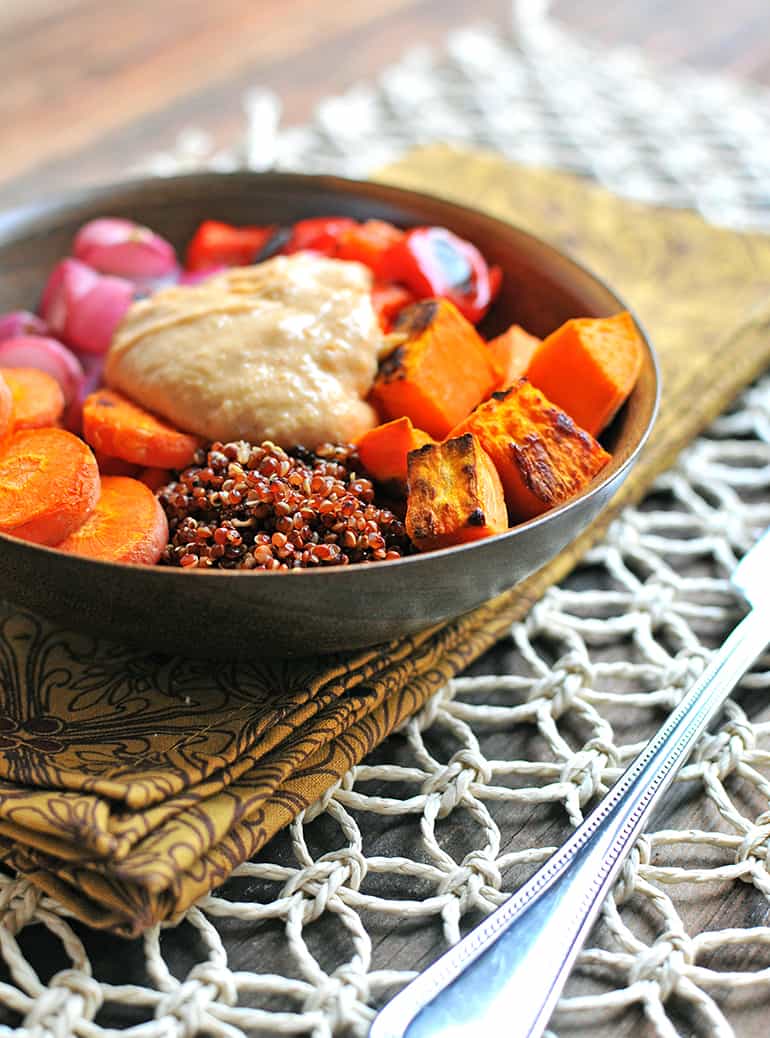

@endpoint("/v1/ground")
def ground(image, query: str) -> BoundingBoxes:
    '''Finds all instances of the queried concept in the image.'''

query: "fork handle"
[370,605,768,1038]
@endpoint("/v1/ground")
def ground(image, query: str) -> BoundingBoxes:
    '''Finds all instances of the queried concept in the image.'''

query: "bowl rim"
[0,169,661,579]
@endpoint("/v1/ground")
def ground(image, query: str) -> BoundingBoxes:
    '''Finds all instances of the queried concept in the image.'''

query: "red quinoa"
[158,440,412,570]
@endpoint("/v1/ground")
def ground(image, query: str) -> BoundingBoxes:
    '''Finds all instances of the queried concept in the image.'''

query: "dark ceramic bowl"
[0,172,658,658]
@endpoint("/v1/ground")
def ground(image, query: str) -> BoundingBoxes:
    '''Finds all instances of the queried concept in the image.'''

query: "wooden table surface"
[2,0,770,215]
[3,2,770,1036]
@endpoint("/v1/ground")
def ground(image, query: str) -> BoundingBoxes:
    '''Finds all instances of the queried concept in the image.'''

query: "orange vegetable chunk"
[526,311,644,437]
[0,374,13,441]
[487,324,541,390]
[369,299,499,439]
[405,433,508,551]
[357,416,433,486]
[449,379,611,521]
[0,427,100,545]
[83,389,203,469]
[57,475,169,565]
[3,368,65,430]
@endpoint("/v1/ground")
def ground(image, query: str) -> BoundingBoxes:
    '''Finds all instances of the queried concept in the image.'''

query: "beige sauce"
[105,254,382,447]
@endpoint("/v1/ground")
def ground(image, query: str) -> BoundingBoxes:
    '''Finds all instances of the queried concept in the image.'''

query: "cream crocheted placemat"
[4,5,770,1037]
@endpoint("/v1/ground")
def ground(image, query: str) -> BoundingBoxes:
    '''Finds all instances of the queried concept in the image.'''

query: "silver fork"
[370,528,770,1038]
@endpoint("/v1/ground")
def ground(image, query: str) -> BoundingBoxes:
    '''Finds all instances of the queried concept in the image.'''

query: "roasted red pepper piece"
[371,281,417,332]
[336,220,405,278]
[185,220,277,271]
[281,217,358,256]
[381,226,500,324]
[488,263,503,302]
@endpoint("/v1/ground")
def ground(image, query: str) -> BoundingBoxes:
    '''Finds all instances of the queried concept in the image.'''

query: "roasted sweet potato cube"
[369,299,499,439]
[526,311,644,437]
[487,323,541,390]
[449,379,611,521]
[357,416,433,488]
[405,433,508,551]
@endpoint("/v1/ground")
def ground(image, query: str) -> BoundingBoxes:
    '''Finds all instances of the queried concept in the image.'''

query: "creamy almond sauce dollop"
[105,254,382,447]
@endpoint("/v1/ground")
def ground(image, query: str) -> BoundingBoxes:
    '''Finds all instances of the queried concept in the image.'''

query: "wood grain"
[2,0,770,213]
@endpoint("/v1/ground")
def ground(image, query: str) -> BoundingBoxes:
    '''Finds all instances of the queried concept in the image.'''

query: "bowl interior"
[0,172,659,657]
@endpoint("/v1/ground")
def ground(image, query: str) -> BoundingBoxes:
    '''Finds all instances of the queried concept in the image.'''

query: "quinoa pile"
[158,440,412,569]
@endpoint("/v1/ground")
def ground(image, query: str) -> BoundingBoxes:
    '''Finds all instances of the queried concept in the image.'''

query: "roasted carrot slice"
[357,416,433,487]
[369,299,498,439]
[487,324,541,390]
[57,475,169,565]
[0,427,100,545]
[526,311,644,437]
[0,374,13,441]
[2,368,65,430]
[83,389,203,468]
[405,433,507,551]
[449,379,611,521]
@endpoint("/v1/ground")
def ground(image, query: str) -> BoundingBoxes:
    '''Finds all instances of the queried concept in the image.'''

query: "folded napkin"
[2,146,770,936]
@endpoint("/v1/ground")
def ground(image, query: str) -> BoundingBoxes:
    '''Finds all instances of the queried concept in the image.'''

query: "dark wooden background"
[2,0,770,213]
[3,1,770,1035]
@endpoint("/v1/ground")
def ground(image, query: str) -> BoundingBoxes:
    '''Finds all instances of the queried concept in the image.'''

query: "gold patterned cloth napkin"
[2,146,770,936]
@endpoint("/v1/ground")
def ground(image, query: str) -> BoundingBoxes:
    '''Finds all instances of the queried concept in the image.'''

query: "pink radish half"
[74,218,177,279]
[0,335,84,406]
